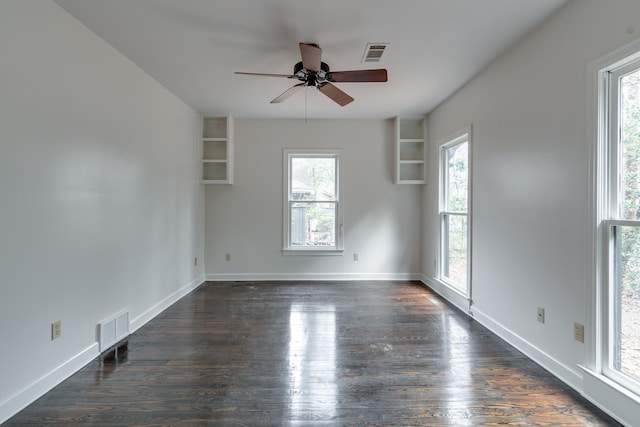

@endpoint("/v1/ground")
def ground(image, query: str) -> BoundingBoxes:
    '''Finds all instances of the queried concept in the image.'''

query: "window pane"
[612,225,640,382]
[446,142,468,213]
[621,69,640,220]
[291,157,336,201]
[291,202,336,247]
[443,214,467,290]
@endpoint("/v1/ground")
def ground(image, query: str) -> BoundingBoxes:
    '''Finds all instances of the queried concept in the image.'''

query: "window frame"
[437,128,472,297]
[599,56,640,396]
[282,148,344,255]
[588,39,640,407]
[602,220,640,395]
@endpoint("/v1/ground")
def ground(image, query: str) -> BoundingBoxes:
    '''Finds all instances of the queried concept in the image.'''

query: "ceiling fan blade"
[299,43,322,72]
[328,69,388,82]
[235,72,294,78]
[271,83,306,104]
[318,83,354,106]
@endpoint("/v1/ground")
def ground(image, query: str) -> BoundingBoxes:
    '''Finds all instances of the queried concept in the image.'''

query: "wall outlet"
[353,253,359,261]
[225,253,231,262]
[537,307,545,324]
[51,320,61,340]
[574,322,585,343]
[194,257,198,266]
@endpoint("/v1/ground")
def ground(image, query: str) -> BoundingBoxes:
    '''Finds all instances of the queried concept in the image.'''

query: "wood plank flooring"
[5,281,620,426]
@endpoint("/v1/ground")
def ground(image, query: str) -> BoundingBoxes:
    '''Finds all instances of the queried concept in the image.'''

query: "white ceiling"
[54,0,567,119]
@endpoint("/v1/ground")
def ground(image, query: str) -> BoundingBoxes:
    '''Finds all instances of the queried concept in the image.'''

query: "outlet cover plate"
[51,320,61,340]
[574,322,585,343]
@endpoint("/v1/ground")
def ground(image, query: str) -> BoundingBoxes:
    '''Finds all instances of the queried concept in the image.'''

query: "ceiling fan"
[235,43,388,107]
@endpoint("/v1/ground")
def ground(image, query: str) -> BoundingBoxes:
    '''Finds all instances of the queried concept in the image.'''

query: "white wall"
[205,118,422,280]
[423,0,640,424]
[0,1,204,421]
[6,0,638,424]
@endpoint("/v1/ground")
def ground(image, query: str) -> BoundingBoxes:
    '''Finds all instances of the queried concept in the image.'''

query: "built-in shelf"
[200,115,233,184]
[394,116,426,184]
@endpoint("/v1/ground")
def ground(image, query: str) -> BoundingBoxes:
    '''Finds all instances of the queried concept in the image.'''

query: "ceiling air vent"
[362,43,389,63]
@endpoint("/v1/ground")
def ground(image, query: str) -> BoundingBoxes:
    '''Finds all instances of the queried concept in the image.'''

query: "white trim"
[601,221,640,396]
[205,273,422,282]
[420,275,471,314]
[0,275,205,424]
[585,53,604,372]
[471,307,583,392]
[282,249,344,256]
[436,127,472,150]
[421,275,593,412]
[423,272,640,425]
[436,125,472,299]
[581,367,639,427]
[603,219,640,227]
[0,343,99,425]
[283,149,344,253]
[586,36,640,422]
[129,275,205,333]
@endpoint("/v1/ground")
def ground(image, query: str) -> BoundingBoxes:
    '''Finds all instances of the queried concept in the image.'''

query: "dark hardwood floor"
[5,281,620,426]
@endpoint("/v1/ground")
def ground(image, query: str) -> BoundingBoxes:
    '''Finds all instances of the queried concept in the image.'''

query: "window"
[600,56,640,394]
[283,149,343,254]
[438,130,470,295]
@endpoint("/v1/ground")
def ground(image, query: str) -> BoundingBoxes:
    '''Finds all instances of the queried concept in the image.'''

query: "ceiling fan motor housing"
[293,61,330,87]
[235,42,386,106]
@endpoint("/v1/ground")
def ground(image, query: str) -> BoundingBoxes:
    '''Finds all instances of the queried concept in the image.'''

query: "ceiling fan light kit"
[235,42,388,107]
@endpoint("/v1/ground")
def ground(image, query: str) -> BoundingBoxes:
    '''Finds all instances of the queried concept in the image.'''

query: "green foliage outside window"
[620,70,640,297]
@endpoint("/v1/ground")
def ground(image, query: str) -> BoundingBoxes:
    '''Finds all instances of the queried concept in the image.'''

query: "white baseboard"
[0,343,99,425]
[7,275,626,426]
[1,275,205,425]
[423,275,637,427]
[130,275,205,333]
[420,275,583,392]
[580,367,639,427]
[420,275,471,314]
[468,307,583,392]
[204,272,422,281]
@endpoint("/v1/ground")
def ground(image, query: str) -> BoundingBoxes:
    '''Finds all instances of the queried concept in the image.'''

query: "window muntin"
[601,58,640,394]
[439,135,470,294]
[284,150,343,253]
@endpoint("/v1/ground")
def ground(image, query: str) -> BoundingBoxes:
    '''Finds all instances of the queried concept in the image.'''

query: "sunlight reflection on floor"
[288,303,337,424]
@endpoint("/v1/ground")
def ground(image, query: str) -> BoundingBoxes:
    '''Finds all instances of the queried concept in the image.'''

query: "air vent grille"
[98,310,129,352]
[362,43,389,63]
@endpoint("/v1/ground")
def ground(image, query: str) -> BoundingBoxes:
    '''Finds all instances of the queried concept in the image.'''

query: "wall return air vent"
[362,43,389,63]
[98,310,129,352]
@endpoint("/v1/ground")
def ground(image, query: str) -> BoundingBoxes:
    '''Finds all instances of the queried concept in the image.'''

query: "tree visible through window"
[608,65,640,385]
[439,133,470,294]
[284,150,343,253]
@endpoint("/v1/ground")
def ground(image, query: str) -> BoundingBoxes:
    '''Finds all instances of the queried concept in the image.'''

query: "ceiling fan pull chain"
[305,86,308,124]
[235,42,387,107]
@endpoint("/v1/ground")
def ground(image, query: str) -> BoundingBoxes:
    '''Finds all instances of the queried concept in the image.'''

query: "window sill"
[579,365,640,426]
[282,249,344,256]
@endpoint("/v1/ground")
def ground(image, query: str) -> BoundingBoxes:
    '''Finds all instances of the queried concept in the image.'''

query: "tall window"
[601,56,640,394]
[439,131,470,294]
[283,149,343,254]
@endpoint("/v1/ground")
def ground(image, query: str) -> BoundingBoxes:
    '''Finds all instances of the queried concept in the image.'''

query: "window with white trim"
[600,55,640,394]
[283,149,343,254]
[438,131,470,295]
